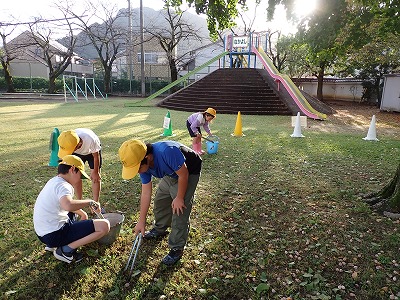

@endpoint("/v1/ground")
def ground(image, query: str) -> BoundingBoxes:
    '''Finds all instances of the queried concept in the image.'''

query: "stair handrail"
[144,51,229,102]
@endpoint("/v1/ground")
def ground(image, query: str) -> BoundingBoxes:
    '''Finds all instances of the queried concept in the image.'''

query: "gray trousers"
[152,173,200,250]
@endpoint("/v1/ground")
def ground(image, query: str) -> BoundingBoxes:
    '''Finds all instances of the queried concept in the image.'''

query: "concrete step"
[0,92,65,101]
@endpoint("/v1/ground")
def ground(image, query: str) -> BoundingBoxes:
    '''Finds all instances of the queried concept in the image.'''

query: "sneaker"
[45,246,56,252]
[53,247,83,264]
[162,249,183,266]
[143,228,168,240]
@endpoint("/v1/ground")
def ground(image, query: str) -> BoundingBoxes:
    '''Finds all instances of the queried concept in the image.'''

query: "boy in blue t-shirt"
[118,140,202,266]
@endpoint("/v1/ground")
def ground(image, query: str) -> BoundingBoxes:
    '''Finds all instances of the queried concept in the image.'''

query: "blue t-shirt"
[139,141,186,184]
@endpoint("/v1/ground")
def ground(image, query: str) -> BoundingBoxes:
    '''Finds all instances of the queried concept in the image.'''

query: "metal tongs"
[201,135,215,143]
[125,233,142,277]
[90,201,104,219]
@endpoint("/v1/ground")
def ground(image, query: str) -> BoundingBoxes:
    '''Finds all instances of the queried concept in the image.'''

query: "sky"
[1,0,316,36]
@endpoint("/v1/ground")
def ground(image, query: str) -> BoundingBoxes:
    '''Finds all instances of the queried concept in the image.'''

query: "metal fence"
[0,62,175,96]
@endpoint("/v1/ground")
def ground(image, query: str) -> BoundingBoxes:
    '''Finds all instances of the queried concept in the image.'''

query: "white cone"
[363,115,379,141]
[291,112,304,138]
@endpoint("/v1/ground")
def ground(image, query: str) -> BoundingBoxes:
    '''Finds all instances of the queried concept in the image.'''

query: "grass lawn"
[0,98,399,300]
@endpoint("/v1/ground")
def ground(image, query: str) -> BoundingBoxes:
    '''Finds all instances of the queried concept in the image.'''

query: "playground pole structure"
[84,77,88,100]
[63,75,67,102]
[74,77,78,100]
[62,75,105,102]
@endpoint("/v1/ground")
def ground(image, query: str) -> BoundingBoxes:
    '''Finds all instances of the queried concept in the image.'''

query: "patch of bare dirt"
[309,101,400,138]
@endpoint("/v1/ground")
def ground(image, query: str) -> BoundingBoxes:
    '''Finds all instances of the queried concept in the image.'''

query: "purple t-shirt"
[187,112,211,135]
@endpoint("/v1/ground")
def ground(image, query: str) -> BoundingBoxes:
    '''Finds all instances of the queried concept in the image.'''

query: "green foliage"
[0,76,170,94]
[170,0,241,39]
[0,77,63,92]
[357,0,400,35]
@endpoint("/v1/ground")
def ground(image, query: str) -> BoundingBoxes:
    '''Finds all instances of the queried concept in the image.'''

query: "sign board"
[291,116,307,127]
[163,117,171,129]
[233,36,248,49]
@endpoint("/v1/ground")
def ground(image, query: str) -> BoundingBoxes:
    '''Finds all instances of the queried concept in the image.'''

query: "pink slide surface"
[251,45,326,120]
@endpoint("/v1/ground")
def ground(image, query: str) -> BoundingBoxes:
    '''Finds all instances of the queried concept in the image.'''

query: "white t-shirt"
[33,176,73,237]
[73,128,101,155]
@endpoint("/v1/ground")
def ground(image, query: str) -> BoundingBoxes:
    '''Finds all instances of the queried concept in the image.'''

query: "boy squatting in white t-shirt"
[33,155,109,263]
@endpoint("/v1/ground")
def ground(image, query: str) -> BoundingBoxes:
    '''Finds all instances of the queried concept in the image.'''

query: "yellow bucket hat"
[59,155,90,179]
[58,130,79,158]
[204,107,216,117]
[118,139,147,180]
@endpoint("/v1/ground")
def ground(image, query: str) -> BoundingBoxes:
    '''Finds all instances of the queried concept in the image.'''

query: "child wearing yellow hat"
[118,139,202,266]
[186,107,216,154]
[33,155,109,263]
[57,128,102,203]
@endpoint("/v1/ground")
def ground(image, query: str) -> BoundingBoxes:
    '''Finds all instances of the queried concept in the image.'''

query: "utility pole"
[127,0,133,94]
[140,0,145,97]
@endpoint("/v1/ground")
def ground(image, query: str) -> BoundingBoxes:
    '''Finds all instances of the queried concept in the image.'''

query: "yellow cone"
[232,111,244,136]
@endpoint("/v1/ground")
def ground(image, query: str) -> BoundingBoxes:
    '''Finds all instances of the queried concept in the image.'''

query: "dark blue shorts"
[38,218,95,248]
[186,120,201,138]
[73,150,102,170]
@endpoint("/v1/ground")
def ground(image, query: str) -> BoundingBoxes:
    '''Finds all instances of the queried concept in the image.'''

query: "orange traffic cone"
[232,111,244,136]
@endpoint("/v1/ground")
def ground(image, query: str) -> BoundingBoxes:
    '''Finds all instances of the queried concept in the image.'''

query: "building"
[7,31,93,79]
[112,35,169,80]
[380,74,400,112]
[179,41,227,83]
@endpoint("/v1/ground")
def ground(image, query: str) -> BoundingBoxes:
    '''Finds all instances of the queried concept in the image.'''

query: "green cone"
[162,111,173,136]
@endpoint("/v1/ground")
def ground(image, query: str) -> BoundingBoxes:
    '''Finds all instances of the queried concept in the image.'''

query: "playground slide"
[251,45,327,120]
[146,51,230,102]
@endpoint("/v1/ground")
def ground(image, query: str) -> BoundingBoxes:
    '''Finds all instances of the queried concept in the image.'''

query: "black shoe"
[162,249,183,266]
[54,247,83,264]
[143,228,168,240]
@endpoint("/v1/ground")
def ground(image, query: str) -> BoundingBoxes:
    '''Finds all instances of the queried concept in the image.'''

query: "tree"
[356,0,400,36]
[280,36,310,78]
[235,0,262,35]
[170,0,241,39]
[65,1,131,94]
[265,30,289,72]
[26,13,76,94]
[363,163,400,219]
[346,34,400,105]
[146,4,203,87]
[336,2,400,105]
[295,0,350,100]
[0,26,18,92]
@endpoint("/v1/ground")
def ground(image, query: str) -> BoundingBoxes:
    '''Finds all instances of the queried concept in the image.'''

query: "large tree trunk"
[103,65,112,94]
[47,75,57,94]
[363,163,400,219]
[1,61,15,93]
[169,58,179,93]
[316,65,325,101]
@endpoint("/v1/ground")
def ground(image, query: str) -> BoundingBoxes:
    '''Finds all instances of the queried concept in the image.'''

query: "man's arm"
[172,164,189,216]
[59,195,101,214]
[135,182,152,235]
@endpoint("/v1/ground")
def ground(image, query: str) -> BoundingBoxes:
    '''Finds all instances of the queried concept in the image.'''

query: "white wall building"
[380,74,400,112]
